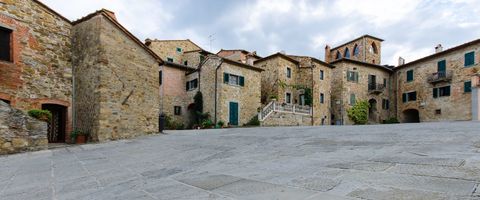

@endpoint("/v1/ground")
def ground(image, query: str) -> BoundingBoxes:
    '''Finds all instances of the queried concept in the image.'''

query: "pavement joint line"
[472,183,479,196]
[71,150,104,190]
[168,177,236,199]
[50,158,57,200]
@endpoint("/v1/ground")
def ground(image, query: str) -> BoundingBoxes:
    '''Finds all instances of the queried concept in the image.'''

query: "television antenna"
[208,33,216,51]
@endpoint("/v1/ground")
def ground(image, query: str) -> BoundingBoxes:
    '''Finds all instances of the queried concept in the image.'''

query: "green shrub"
[201,119,214,128]
[383,117,400,124]
[165,115,185,130]
[217,120,225,128]
[347,100,370,125]
[70,129,88,141]
[27,109,52,122]
[244,115,260,126]
[193,91,204,123]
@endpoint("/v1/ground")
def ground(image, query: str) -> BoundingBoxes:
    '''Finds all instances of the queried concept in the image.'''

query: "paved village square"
[1,0,480,199]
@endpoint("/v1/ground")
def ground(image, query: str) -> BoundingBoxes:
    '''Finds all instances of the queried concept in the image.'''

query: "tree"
[193,91,203,123]
[347,100,370,125]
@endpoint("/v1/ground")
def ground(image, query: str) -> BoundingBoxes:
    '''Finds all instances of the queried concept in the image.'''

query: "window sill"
[0,60,14,65]
[226,83,243,87]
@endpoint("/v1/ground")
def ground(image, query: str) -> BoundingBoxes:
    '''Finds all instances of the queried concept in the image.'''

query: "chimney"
[102,9,117,21]
[145,38,152,46]
[325,45,331,63]
[435,44,443,53]
[280,50,286,54]
[252,51,257,56]
[398,57,405,66]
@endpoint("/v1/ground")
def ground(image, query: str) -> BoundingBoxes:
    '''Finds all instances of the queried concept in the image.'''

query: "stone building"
[254,52,334,126]
[217,49,262,65]
[394,40,480,123]
[0,0,73,143]
[325,35,394,125]
[72,10,161,142]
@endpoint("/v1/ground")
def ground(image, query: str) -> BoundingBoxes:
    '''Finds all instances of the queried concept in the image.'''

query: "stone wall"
[160,65,190,125]
[394,43,480,122]
[255,55,298,104]
[261,111,312,127]
[73,14,160,141]
[0,0,73,138]
[147,40,201,64]
[0,101,47,155]
[328,36,382,65]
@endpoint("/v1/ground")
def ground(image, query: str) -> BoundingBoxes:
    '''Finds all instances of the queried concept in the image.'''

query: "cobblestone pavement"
[1,121,480,200]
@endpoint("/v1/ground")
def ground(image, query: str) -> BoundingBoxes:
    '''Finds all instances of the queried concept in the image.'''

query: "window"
[286,93,292,104]
[382,99,390,110]
[167,57,174,62]
[435,109,442,115]
[186,79,198,91]
[176,47,182,53]
[353,44,360,56]
[0,27,12,62]
[184,60,188,66]
[383,78,387,87]
[200,55,205,63]
[347,71,359,82]
[369,42,378,54]
[344,48,350,58]
[224,73,245,86]
[159,71,162,85]
[437,60,446,72]
[286,67,291,78]
[174,106,181,115]
[350,93,356,105]
[402,91,417,103]
[465,81,472,93]
[320,93,325,104]
[433,85,450,98]
[320,70,324,80]
[406,70,414,82]
[465,51,475,67]
[0,99,10,105]
[336,51,341,60]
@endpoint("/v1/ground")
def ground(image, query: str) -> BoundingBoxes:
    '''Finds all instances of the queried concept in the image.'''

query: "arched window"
[336,51,341,60]
[369,42,378,54]
[344,48,350,58]
[353,44,360,56]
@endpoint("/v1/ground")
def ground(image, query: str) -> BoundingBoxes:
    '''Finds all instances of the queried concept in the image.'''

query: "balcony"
[368,83,385,94]
[427,71,452,84]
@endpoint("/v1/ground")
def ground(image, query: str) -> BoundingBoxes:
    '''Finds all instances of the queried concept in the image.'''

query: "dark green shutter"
[465,81,472,93]
[239,76,245,86]
[445,86,451,96]
[355,72,359,82]
[407,70,413,82]
[437,60,446,72]
[224,73,229,83]
[402,93,407,103]
[386,100,389,109]
[465,52,475,67]
[433,88,438,98]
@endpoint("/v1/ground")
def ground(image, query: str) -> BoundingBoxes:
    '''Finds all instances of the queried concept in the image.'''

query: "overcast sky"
[41,0,480,66]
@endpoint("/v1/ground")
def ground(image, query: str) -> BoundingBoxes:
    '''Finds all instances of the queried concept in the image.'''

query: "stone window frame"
[349,93,356,105]
[344,47,350,58]
[336,51,342,60]
[433,85,451,98]
[176,47,183,53]
[347,70,359,83]
[320,70,324,80]
[0,25,13,63]
[353,44,360,56]
[285,92,292,104]
[174,106,182,115]
[402,91,417,103]
[406,69,414,82]
[464,51,475,67]
[186,78,198,91]
[286,67,292,78]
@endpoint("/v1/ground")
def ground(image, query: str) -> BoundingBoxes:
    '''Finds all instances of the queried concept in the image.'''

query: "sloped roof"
[146,39,204,51]
[330,34,384,51]
[287,55,335,68]
[72,9,163,64]
[254,52,300,65]
[330,58,393,73]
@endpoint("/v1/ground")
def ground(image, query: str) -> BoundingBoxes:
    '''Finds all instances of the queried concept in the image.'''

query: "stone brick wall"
[0,101,47,155]
[394,44,480,122]
[328,36,382,65]
[160,65,191,125]
[331,61,393,125]
[255,56,298,104]
[147,40,201,64]
[0,0,73,137]
[261,111,312,127]
[73,14,159,141]
[183,51,203,68]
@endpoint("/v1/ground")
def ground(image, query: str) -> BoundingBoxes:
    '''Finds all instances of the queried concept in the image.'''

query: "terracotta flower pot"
[76,135,86,144]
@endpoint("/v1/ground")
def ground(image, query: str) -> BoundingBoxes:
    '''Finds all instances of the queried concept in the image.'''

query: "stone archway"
[403,109,420,123]
[368,99,377,122]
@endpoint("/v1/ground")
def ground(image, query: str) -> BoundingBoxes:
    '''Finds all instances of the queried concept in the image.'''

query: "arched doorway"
[42,104,67,143]
[368,99,377,122]
[403,109,420,123]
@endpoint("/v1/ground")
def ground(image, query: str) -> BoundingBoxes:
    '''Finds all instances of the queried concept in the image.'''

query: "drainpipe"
[214,59,224,124]
[311,62,315,126]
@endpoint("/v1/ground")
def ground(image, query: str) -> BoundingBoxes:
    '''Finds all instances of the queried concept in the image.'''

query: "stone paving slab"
[0,121,480,199]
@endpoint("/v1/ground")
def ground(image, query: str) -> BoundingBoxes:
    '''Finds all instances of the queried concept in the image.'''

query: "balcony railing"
[368,83,385,94]
[427,70,452,84]
[258,101,312,121]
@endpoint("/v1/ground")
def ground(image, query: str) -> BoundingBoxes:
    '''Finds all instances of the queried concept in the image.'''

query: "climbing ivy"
[277,80,312,106]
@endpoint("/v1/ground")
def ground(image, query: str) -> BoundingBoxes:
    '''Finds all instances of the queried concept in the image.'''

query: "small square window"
[347,71,358,82]
[176,47,182,53]
[183,60,188,66]
[465,51,475,67]
[174,106,181,115]
[464,81,472,93]
[167,57,174,62]
[435,109,441,115]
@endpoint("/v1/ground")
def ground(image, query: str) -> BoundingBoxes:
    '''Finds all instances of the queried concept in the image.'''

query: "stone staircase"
[258,101,312,126]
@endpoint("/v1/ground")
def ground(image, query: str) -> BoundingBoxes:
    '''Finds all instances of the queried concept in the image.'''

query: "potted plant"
[217,120,225,128]
[27,109,52,122]
[201,119,214,129]
[268,94,278,101]
[71,129,88,144]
